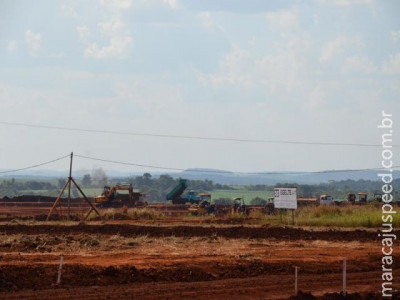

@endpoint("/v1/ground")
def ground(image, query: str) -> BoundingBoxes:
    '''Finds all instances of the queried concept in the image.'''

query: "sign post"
[274,188,297,225]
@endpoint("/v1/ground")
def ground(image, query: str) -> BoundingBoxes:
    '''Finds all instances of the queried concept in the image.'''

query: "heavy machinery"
[166,179,211,204]
[358,192,368,203]
[232,197,248,214]
[347,193,356,204]
[319,194,333,205]
[373,193,383,202]
[188,198,215,215]
[297,197,319,206]
[264,197,275,214]
[95,184,147,208]
[347,192,370,205]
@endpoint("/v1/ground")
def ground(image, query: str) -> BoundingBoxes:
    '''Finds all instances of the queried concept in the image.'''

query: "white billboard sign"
[274,188,297,209]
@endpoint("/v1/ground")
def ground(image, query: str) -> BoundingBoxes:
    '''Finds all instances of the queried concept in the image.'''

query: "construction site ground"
[0,217,398,300]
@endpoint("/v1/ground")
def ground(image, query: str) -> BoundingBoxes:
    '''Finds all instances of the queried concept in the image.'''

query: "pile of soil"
[0,224,388,242]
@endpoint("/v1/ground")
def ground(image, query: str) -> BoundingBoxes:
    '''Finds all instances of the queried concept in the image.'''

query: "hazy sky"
[0,0,399,174]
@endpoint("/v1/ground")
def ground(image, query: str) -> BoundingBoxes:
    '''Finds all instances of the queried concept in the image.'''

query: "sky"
[0,0,399,175]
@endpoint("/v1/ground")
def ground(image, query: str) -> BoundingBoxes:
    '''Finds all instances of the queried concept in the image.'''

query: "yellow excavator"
[95,184,147,208]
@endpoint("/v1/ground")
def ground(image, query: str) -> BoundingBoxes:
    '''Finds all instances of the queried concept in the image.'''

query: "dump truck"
[95,184,147,208]
[166,179,211,204]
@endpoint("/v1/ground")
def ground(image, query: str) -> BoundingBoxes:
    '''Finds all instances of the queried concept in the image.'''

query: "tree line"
[0,173,398,204]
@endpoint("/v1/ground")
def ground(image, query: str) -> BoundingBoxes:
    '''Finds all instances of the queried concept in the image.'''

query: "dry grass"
[294,202,399,227]
[86,207,164,221]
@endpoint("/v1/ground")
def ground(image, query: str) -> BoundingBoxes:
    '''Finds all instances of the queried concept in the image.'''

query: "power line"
[0,121,397,148]
[0,155,70,175]
[75,153,400,175]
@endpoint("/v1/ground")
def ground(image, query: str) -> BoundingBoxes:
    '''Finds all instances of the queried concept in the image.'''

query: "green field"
[207,189,274,204]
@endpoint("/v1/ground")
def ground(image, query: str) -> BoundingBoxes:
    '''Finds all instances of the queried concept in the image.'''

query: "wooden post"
[46,180,69,221]
[47,152,101,222]
[294,266,298,295]
[291,209,295,225]
[57,255,64,285]
[67,152,73,221]
[71,177,101,220]
[342,257,347,296]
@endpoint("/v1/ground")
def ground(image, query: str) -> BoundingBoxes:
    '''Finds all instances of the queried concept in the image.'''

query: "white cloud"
[7,40,17,52]
[84,35,133,58]
[78,17,133,59]
[25,30,41,56]
[99,0,131,10]
[198,12,224,31]
[342,55,376,73]
[198,33,312,94]
[391,30,400,42]
[320,0,373,6]
[77,25,91,44]
[319,36,363,62]
[163,0,178,9]
[50,52,65,58]
[265,9,298,33]
[61,4,79,18]
[382,52,400,74]
[197,44,252,87]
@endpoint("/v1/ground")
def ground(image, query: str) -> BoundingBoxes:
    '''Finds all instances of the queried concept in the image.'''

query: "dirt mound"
[0,224,388,242]
[289,291,400,299]
[0,264,216,291]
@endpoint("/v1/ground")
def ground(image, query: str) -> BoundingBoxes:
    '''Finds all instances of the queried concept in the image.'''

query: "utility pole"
[67,152,73,221]
[47,152,101,222]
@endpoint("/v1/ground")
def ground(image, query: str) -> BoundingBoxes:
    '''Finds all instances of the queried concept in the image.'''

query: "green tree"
[82,174,92,187]
[58,178,67,189]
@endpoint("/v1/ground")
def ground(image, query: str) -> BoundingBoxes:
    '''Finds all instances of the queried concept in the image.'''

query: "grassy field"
[207,189,274,203]
[245,202,400,228]
[80,201,400,228]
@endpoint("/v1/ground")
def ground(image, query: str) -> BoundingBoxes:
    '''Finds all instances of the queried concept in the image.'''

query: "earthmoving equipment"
[95,184,147,208]
[188,198,215,215]
[297,197,319,206]
[347,193,356,203]
[264,197,275,214]
[166,179,189,204]
[232,197,248,214]
[358,192,368,203]
[373,193,383,202]
[166,179,211,204]
[319,195,333,205]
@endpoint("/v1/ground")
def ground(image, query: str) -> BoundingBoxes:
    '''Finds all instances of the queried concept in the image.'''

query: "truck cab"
[320,195,333,205]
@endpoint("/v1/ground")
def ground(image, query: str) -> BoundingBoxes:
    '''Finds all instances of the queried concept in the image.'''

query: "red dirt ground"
[0,223,398,299]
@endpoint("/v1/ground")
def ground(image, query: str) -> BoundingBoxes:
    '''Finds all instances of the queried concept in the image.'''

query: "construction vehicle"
[319,194,333,205]
[347,192,370,205]
[297,197,319,206]
[95,184,147,208]
[373,193,383,202]
[166,179,211,204]
[188,198,215,215]
[232,197,248,215]
[347,193,356,203]
[358,192,368,203]
[264,197,275,214]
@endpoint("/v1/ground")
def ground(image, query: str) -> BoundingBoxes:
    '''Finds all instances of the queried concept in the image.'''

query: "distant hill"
[171,169,399,185]
[1,168,397,185]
